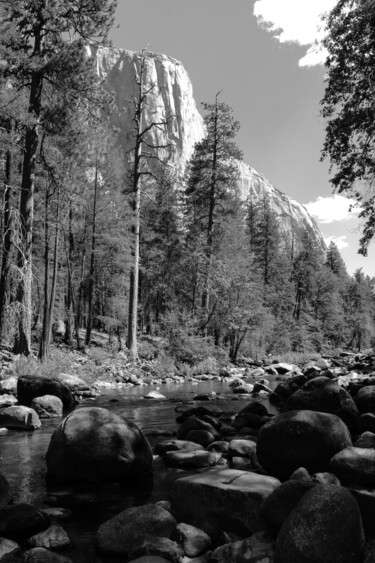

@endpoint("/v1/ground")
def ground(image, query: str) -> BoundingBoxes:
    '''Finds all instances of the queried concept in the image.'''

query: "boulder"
[30,396,63,418]
[144,391,167,400]
[164,450,221,469]
[129,536,183,563]
[54,373,94,396]
[28,526,71,550]
[0,473,12,508]
[206,441,229,454]
[209,531,274,563]
[96,504,176,556]
[355,386,375,413]
[46,407,153,483]
[330,447,375,487]
[260,479,315,532]
[354,431,375,449]
[275,485,365,563]
[17,376,74,408]
[154,440,204,456]
[283,376,359,430]
[0,406,41,431]
[173,523,211,557]
[349,487,375,539]
[0,395,17,408]
[176,416,220,441]
[228,439,256,458]
[185,430,215,447]
[257,410,352,480]
[0,504,50,541]
[311,472,340,486]
[0,538,19,559]
[170,468,280,539]
[23,547,73,562]
[359,413,375,434]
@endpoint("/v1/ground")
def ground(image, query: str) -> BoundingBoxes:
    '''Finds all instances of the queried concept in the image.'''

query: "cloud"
[304,194,361,224]
[324,235,349,250]
[253,0,337,66]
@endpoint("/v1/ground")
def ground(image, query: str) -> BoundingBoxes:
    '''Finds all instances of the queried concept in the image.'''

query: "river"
[0,380,274,562]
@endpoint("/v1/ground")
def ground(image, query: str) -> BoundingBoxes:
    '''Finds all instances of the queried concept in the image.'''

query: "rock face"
[90,45,205,176]
[46,407,153,483]
[257,410,352,479]
[236,161,326,253]
[91,46,325,254]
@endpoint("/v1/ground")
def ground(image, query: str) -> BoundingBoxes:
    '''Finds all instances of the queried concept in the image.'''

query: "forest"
[0,0,374,372]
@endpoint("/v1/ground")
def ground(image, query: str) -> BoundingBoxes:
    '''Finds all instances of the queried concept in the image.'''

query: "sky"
[110,0,375,277]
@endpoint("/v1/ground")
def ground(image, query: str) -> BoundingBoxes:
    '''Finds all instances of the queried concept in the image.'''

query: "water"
[0,380,274,562]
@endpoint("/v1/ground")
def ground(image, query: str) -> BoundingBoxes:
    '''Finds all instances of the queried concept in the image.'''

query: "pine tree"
[0,0,117,355]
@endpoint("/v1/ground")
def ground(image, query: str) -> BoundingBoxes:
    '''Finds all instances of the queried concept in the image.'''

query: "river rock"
[330,447,375,486]
[0,504,50,541]
[54,373,93,395]
[210,531,274,563]
[23,547,73,562]
[0,538,19,559]
[173,523,211,557]
[275,485,365,563]
[0,406,41,431]
[129,558,171,563]
[177,416,221,441]
[260,478,315,532]
[206,441,229,454]
[0,378,17,395]
[355,386,375,413]
[257,410,352,479]
[96,503,176,556]
[358,413,375,433]
[311,472,341,486]
[30,396,63,418]
[0,395,17,408]
[170,468,280,539]
[354,431,375,449]
[228,439,256,458]
[17,376,74,408]
[154,440,204,456]
[129,536,183,563]
[46,407,153,483]
[28,525,71,550]
[164,450,221,469]
[185,430,215,447]
[283,377,359,430]
[144,391,167,400]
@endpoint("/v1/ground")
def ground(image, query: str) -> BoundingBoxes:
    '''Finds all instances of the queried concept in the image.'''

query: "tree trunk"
[65,202,74,344]
[0,119,15,343]
[85,159,99,346]
[13,24,44,355]
[39,184,60,360]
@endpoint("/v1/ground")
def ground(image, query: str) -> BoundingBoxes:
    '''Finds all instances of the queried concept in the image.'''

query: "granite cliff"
[91,46,325,253]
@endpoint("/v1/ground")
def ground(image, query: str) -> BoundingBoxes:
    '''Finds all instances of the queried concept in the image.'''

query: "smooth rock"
[0,406,41,431]
[206,441,229,454]
[96,504,176,556]
[210,531,274,563]
[144,391,167,400]
[154,440,204,456]
[30,396,63,418]
[260,479,315,532]
[275,484,365,563]
[177,416,220,441]
[129,536,183,563]
[164,450,221,469]
[330,447,375,486]
[0,395,17,408]
[185,430,215,447]
[0,538,19,559]
[46,407,153,483]
[170,468,280,539]
[228,439,256,458]
[284,376,359,430]
[173,523,211,557]
[354,431,375,449]
[28,526,71,550]
[355,386,375,413]
[257,410,352,479]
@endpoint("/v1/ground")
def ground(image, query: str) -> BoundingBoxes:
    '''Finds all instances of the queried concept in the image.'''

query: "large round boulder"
[257,410,352,480]
[17,376,74,408]
[46,407,153,483]
[355,386,375,413]
[283,376,359,430]
[275,485,365,563]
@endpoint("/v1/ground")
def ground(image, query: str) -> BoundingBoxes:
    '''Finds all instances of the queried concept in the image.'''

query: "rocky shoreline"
[1,351,375,561]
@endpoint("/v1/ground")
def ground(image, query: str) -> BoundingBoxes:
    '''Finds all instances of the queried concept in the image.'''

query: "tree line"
[0,0,374,364]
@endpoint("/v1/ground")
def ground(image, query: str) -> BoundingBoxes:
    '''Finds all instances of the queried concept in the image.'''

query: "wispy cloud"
[253,0,337,66]
[324,235,349,250]
[304,194,361,224]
